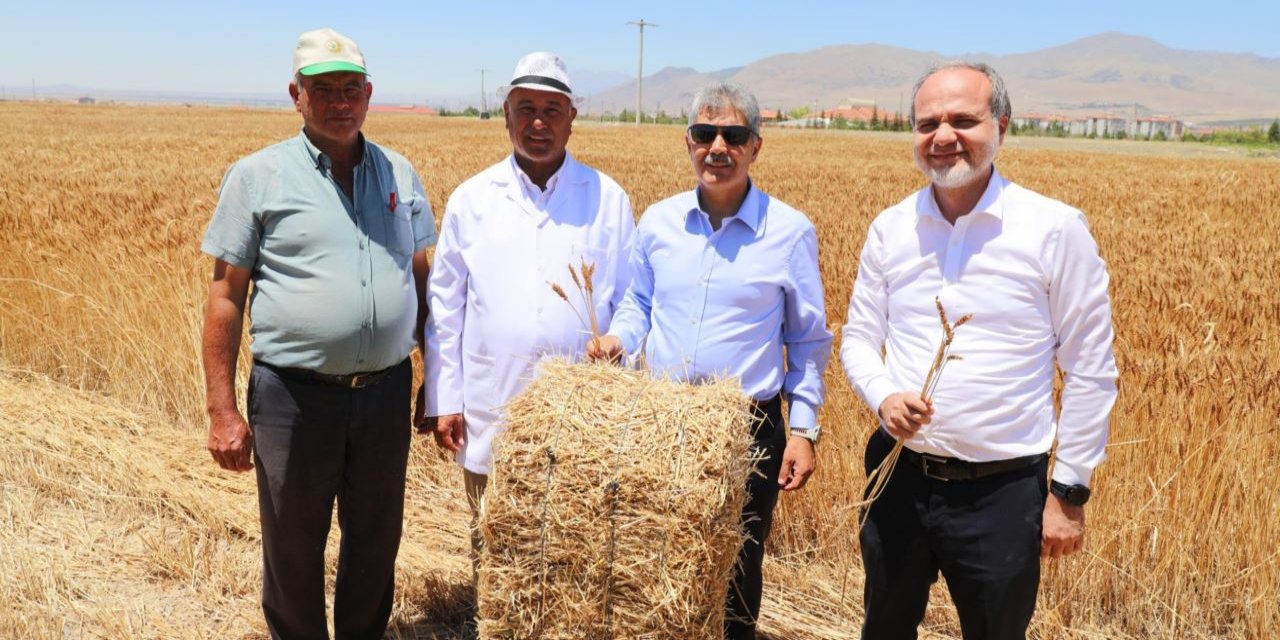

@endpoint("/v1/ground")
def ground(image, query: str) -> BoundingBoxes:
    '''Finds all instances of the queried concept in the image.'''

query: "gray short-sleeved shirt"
[201,131,437,375]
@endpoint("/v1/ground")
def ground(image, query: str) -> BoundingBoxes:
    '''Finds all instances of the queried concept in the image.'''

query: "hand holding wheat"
[857,297,972,524]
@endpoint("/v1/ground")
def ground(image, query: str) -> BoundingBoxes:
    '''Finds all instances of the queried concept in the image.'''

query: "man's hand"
[878,392,933,439]
[778,436,816,491]
[1042,494,1086,558]
[587,335,624,364]
[433,413,466,453]
[207,408,253,472]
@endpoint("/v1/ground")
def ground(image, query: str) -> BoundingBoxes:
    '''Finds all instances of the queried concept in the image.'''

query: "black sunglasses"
[687,124,755,146]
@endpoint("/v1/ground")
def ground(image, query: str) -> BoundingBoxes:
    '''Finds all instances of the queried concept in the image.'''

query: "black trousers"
[860,430,1048,640]
[249,358,413,640]
[725,395,787,640]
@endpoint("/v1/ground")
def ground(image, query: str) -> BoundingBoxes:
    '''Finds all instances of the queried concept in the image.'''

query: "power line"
[627,19,657,126]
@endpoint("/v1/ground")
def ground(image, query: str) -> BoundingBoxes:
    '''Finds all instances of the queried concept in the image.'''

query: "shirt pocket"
[381,202,416,257]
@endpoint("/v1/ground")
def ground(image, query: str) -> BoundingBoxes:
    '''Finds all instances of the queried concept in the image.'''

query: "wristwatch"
[1050,481,1091,506]
[790,425,821,445]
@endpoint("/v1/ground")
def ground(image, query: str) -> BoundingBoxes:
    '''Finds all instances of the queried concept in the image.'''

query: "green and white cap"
[293,28,368,77]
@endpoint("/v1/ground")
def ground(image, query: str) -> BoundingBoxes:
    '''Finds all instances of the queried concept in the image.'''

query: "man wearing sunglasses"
[591,81,832,639]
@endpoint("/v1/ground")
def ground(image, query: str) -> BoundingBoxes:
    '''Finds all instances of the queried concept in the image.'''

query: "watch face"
[1052,482,1090,505]
[1066,485,1090,505]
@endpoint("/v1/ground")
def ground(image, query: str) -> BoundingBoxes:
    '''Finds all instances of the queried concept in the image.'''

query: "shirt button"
[361,280,367,286]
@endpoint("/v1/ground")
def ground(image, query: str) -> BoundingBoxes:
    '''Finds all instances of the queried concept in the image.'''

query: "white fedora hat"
[496,52,582,105]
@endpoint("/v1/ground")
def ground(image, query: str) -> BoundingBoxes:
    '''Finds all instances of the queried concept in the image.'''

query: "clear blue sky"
[3,0,1278,99]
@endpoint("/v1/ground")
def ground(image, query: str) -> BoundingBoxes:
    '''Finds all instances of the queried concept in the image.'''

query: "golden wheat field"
[1,101,1278,639]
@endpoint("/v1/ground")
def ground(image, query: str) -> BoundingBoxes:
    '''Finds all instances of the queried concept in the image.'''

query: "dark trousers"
[249,358,413,640]
[725,395,787,640]
[860,430,1048,640]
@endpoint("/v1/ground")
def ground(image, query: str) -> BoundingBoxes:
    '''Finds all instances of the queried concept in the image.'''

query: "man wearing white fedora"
[201,28,435,639]
[423,51,636,586]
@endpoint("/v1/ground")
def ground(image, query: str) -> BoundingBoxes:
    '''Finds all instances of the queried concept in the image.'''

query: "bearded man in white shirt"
[841,62,1117,639]
[423,52,636,582]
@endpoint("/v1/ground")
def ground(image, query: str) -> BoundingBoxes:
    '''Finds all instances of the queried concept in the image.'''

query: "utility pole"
[478,68,490,115]
[627,19,657,126]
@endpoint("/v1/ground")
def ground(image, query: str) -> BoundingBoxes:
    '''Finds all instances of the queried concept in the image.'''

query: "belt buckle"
[919,453,952,482]
[347,373,367,388]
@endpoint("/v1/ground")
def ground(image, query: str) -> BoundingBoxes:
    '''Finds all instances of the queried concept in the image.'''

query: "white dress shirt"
[425,153,635,474]
[841,168,1117,486]
[608,184,833,433]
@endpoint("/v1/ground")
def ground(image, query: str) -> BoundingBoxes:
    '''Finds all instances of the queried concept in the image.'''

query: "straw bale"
[477,359,758,639]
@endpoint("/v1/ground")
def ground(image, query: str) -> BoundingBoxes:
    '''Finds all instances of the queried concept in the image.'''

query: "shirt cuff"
[614,327,642,356]
[787,398,819,433]
[1051,459,1093,487]
[862,378,898,424]
[200,242,255,270]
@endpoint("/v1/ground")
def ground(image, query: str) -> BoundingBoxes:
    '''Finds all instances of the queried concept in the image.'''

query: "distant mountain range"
[591,33,1280,123]
[7,33,1277,123]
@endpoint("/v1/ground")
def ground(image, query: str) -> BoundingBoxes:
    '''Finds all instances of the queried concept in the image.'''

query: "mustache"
[703,153,735,167]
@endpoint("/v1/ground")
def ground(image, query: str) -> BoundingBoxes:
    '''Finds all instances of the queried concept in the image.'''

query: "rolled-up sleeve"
[410,172,437,252]
[841,221,897,419]
[781,226,833,432]
[424,203,467,416]
[201,162,260,269]
[1048,212,1118,487]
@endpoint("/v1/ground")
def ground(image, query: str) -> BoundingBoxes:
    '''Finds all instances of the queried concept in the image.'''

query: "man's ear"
[998,114,1010,143]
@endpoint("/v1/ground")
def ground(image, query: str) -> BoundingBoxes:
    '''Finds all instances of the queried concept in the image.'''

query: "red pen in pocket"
[388,191,397,212]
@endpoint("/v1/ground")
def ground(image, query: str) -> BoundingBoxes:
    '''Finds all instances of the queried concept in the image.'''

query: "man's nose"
[933,122,958,146]
[709,131,729,152]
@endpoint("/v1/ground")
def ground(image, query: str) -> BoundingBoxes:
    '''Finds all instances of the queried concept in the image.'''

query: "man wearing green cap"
[200,27,436,639]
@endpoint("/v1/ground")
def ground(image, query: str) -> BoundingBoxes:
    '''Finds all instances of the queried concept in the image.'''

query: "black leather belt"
[879,430,1046,482]
[256,358,403,389]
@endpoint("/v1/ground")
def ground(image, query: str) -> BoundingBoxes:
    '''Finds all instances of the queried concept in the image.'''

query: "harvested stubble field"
[1,101,1277,639]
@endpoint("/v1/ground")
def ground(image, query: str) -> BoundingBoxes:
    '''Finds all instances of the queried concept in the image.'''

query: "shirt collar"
[297,129,371,171]
[507,151,576,194]
[917,166,1008,222]
[688,180,763,232]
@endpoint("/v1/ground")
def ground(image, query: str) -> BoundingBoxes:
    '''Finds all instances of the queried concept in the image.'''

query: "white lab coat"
[425,153,635,473]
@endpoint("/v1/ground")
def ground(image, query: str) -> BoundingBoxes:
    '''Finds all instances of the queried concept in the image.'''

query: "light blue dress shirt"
[202,131,437,374]
[608,183,833,432]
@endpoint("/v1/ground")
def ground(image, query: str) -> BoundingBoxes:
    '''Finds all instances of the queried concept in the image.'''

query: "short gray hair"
[689,81,762,134]
[909,61,1011,127]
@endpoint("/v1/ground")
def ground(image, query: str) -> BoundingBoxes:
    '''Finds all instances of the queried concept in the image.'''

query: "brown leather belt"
[879,430,1046,482]
[256,358,403,389]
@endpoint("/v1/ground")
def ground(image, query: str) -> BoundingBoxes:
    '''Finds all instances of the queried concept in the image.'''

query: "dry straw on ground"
[478,359,757,638]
